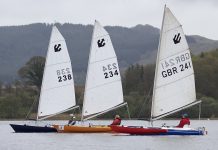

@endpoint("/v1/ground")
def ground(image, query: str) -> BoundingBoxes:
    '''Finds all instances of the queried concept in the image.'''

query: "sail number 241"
[161,52,192,78]
[162,62,192,78]
[56,68,72,82]
[103,63,119,79]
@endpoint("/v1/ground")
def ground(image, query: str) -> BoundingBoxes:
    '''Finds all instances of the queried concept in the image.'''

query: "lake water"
[0,120,217,150]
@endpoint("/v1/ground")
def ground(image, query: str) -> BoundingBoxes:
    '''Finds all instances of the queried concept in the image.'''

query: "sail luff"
[81,20,97,121]
[150,5,166,120]
[37,26,54,120]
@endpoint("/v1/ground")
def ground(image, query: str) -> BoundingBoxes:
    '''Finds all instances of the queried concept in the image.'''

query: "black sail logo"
[97,38,106,48]
[173,33,181,44]
[54,44,61,52]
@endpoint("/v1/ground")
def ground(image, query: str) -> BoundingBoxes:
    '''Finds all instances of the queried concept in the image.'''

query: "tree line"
[1,49,218,119]
[122,49,218,119]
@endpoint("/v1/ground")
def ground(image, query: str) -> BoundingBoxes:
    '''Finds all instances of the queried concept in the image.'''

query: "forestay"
[37,26,76,119]
[151,7,199,120]
[82,21,124,119]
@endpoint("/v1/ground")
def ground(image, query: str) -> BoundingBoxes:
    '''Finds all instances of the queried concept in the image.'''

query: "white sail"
[37,26,76,118]
[151,7,197,120]
[82,20,124,118]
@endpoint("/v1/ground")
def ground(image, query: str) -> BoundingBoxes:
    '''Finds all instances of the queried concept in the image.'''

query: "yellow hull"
[53,125,112,133]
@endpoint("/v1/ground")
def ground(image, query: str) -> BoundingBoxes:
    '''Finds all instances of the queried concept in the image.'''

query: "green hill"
[0,23,218,84]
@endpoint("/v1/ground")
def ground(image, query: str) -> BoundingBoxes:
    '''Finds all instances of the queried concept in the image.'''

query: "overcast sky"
[0,0,218,40]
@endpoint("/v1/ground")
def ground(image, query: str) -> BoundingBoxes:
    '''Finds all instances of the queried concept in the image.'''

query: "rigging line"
[164,25,182,33]
[86,79,121,91]
[46,61,71,67]
[155,73,194,89]
[159,48,190,62]
[41,82,74,92]
[199,102,202,120]
[89,56,117,64]
[94,33,109,39]
[137,87,152,119]
[25,94,39,120]
[126,103,131,120]
[50,39,65,44]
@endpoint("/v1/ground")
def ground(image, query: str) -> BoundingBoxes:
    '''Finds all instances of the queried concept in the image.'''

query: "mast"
[81,20,96,121]
[150,5,166,122]
[36,26,53,121]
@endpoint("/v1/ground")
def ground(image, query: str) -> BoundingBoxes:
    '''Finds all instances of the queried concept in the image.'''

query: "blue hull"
[10,124,57,133]
[161,129,204,135]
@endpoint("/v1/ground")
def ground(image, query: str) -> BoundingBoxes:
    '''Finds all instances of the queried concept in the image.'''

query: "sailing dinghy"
[54,20,129,133]
[10,26,78,132]
[111,6,206,135]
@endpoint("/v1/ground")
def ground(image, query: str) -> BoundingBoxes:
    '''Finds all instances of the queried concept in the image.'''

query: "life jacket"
[176,118,190,128]
[111,118,121,125]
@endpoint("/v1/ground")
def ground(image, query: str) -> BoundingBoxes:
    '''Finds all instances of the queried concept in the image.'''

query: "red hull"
[110,125,167,135]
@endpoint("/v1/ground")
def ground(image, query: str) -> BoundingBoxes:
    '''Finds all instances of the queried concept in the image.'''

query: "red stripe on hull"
[110,125,167,135]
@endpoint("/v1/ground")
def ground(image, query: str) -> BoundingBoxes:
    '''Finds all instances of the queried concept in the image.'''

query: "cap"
[182,113,188,118]
[69,114,76,118]
[115,115,120,119]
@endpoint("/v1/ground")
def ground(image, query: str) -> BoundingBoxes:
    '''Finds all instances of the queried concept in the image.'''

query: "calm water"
[0,120,217,150]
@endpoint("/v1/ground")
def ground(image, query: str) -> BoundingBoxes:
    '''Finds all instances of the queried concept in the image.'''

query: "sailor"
[176,113,190,128]
[111,115,121,125]
[68,114,76,125]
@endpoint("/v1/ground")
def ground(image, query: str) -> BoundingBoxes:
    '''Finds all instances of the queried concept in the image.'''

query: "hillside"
[0,23,218,83]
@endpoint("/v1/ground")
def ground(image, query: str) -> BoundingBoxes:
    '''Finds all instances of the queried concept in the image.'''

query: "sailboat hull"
[161,127,206,135]
[53,125,112,133]
[110,125,168,135]
[164,129,204,135]
[10,124,57,133]
[110,126,205,135]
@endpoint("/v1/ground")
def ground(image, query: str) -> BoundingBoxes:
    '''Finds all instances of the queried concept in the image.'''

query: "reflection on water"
[0,120,216,150]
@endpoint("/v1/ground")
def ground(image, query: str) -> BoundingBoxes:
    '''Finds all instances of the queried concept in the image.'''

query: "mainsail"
[82,21,125,120]
[151,6,201,121]
[37,26,77,120]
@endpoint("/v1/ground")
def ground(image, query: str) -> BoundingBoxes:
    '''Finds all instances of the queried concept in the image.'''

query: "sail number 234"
[56,68,72,82]
[102,63,119,79]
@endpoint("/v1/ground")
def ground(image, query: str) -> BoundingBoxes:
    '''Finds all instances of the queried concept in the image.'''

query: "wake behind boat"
[111,6,207,136]
[10,26,78,133]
